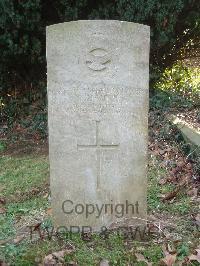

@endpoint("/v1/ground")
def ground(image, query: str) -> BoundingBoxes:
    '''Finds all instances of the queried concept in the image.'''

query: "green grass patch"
[6,197,48,217]
[0,155,49,199]
[0,155,49,247]
[143,244,163,263]
[0,215,15,241]
[66,233,133,265]
[2,234,135,265]
[148,158,192,215]
[1,239,60,265]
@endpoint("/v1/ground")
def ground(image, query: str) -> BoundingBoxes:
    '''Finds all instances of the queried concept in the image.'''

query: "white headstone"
[47,20,150,232]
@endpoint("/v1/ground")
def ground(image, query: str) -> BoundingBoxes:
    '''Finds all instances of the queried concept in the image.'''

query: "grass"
[0,155,50,263]
[64,233,134,265]
[152,62,200,110]
[148,157,194,215]
[0,155,49,199]
[2,235,160,266]
[6,240,61,266]
[0,215,15,241]
[0,154,199,265]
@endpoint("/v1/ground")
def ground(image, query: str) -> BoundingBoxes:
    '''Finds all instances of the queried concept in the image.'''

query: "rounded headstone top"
[46,20,150,32]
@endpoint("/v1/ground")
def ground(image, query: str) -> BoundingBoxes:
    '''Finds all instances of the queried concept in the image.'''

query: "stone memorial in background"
[46,20,150,231]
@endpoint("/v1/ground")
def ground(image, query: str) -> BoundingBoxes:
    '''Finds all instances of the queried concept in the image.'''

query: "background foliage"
[0,0,199,125]
[151,61,200,109]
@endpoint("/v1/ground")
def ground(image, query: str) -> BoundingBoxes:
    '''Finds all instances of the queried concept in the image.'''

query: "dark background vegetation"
[0,0,199,134]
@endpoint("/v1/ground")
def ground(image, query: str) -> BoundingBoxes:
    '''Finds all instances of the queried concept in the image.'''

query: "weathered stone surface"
[46,20,150,231]
[171,116,200,155]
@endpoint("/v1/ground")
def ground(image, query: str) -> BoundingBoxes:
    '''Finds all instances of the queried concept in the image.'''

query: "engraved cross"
[77,121,119,189]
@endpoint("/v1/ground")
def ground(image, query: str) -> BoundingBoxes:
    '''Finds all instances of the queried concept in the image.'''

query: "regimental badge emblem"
[86,48,111,71]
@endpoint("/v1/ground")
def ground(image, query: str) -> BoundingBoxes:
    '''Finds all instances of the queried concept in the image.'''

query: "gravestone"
[47,20,150,232]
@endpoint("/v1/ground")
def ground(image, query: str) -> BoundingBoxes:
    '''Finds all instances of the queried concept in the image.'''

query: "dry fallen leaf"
[100,259,109,266]
[43,253,56,265]
[0,261,9,266]
[66,261,77,266]
[31,187,40,194]
[32,222,42,231]
[0,196,6,205]
[46,207,53,216]
[0,207,6,214]
[159,178,167,185]
[43,248,75,265]
[161,254,177,266]
[194,214,200,227]
[135,253,152,266]
[52,250,66,262]
[43,192,49,198]
[159,149,166,155]
[187,187,198,197]
[13,234,25,244]
[176,160,185,167]
[189,249,200,263]
[162,188,180,201]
